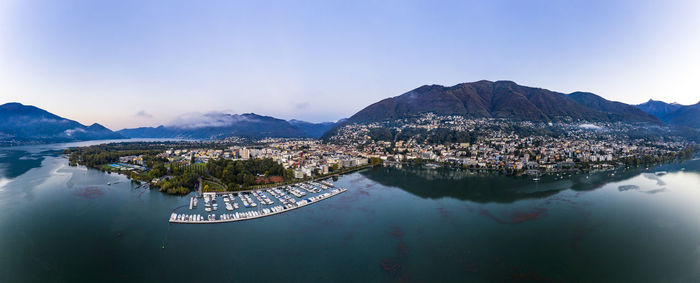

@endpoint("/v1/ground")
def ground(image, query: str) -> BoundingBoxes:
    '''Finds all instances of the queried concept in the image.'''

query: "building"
[240,148,250,160]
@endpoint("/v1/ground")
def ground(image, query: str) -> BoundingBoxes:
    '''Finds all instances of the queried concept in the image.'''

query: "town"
[327,113,695,173]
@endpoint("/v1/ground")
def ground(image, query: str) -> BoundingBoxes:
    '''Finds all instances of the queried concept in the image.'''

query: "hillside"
[635,99,684,118]
[288,120,337,138]
[566,92,659,123]
[0,102,123,144]
[662,102,700,128]
[118,113,308,139]
[346,80,661,124]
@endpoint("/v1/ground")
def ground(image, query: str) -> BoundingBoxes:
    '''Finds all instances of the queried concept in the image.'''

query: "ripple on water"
[478,207,547,224]
[618,185,640,192]
[0,177,10,189]
[73,187,104,199]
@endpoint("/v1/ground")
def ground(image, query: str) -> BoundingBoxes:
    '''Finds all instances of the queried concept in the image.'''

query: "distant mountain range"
[287,119,338,138]
[635,99,684,118]
[117,113,336,139]
[2,80,697,145]
[0,102,123,145]
[636,100,700,128]
[346,80,660,124]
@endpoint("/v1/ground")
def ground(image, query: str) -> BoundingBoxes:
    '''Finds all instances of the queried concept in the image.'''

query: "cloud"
[135,110,153,118]
[295,102,310,110]
[166,112,250,129]
[64,128,86,136]
[578,123,603,130]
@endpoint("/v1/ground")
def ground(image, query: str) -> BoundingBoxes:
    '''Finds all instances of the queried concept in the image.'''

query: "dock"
[169,188,347,224]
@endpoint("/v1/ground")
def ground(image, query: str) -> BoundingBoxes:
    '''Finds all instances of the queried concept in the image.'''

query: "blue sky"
[1,0,699,129]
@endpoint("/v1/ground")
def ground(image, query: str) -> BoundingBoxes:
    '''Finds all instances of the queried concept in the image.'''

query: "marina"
[169,180,346,224]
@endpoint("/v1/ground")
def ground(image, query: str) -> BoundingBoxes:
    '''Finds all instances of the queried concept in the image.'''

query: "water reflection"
[0,139,183,184]
[0,150,53,179]
[361,159,700,203]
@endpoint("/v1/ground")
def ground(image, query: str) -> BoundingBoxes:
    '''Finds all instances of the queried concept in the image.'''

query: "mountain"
[0,102,123,144]
[661,102,700,128]
[635,99,684,118]
[634,100,700,128]
[346,80,662,124]
[566,92,659,123]
[118,113,307,139]
[288,120,337,138]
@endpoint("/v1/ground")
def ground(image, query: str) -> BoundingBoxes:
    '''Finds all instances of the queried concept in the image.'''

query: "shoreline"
[395,153,699,177]
[202,164,375,194]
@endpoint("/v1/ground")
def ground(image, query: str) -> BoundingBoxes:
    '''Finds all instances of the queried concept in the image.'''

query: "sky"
[1,0,699,130]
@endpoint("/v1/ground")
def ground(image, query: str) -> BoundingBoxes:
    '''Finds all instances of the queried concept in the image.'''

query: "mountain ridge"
[4,80,696,144]
[345,80,662,124]
[635,100,700,128]
[660,102,700,128]
[0,102,123,144]
[635,99,684,118]
[117,113,309,139]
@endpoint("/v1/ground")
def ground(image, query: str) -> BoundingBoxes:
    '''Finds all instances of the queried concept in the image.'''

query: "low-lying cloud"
[578,123,603,130]
[135,110,153,118]
[64,128,87,136]
[166,112,250,129]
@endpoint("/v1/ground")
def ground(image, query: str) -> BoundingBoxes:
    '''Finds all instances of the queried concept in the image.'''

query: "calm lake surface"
[1,141,700,282]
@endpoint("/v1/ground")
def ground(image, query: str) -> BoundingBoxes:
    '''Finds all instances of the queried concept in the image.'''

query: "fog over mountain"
[164,112,256,129]
[118,112,307,139]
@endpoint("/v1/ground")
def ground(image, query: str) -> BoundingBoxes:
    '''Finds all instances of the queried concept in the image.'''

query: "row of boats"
[171,213,203,222]
[286,186,307,198]
[251,190,274,205]
[203,193,219,212]
[267,188,297,205]
[223,194,240,211]
[238,193,258,208]
[170,188,347,223]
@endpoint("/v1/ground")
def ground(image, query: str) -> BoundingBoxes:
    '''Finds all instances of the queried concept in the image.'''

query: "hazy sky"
[1,0,699,130]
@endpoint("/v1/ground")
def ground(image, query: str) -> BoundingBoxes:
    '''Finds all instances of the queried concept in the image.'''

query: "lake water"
[1,142,700,282]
